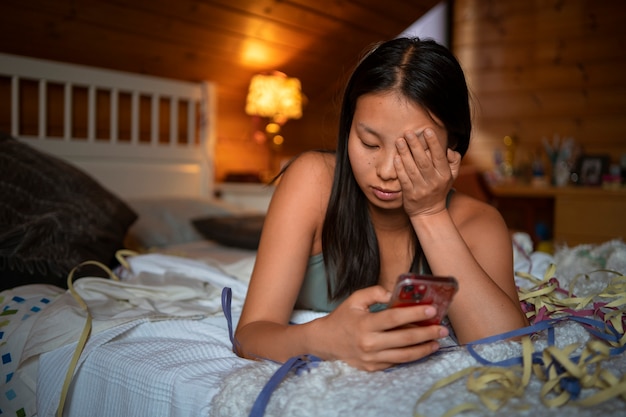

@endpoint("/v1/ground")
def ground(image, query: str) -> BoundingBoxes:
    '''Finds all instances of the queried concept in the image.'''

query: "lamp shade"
[245,73,303,121]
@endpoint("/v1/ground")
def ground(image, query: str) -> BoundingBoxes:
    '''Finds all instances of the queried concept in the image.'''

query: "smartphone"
[388,273,458,326]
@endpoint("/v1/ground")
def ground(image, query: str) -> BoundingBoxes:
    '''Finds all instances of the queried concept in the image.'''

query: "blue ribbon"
[248,354,322,417]
[220,287,321,417]
[221,287,235,347]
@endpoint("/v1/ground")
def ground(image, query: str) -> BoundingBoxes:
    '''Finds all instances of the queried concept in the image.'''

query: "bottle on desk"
[531,151,549,187]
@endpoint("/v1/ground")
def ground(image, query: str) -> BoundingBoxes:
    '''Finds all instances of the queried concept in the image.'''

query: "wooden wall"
[0,0,437,182]
[3,1,624,181]
[450,0,626,176]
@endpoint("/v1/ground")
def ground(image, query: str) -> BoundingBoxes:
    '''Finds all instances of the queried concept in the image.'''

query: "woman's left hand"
[394,128,461,217]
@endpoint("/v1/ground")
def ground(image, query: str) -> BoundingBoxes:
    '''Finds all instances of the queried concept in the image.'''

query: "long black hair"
[322,37,472,300]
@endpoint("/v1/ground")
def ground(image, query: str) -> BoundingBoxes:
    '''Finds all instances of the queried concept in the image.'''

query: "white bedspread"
[3,236,625,417]
[38,317,249,417]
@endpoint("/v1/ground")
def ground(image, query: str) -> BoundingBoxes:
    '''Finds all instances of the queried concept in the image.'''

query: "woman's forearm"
[235,320,320,363]
[410,209,528,342]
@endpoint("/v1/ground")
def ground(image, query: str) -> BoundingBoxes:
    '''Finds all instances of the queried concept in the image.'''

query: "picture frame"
[574,154,610,186]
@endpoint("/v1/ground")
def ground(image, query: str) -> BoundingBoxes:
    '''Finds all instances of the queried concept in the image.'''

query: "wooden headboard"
[0,53,217,199]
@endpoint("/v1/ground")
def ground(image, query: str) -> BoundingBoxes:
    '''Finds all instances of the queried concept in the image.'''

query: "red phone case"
[388,273,458,325]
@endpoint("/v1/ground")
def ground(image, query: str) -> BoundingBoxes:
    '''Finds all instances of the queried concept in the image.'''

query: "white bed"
[1,53,625,417]
[0,51,216,199]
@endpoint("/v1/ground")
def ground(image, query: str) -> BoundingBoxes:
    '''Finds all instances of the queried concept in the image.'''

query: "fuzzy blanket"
[210,238,626,417]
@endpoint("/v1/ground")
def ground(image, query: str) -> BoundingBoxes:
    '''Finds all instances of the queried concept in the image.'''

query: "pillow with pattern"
[0,133,137,290]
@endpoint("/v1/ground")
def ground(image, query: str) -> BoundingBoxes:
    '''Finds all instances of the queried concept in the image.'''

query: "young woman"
[235,37,528,371]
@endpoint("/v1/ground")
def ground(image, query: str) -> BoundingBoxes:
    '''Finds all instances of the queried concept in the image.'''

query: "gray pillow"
[192,215,265,250]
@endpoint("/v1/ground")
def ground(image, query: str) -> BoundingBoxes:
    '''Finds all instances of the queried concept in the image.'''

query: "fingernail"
[439,327,449,338]
[424,128,433,138]
[396,138,406,149]
[424,306,436,317]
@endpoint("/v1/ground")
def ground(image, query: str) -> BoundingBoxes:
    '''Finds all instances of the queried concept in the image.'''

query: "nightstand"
[215,182,275,213]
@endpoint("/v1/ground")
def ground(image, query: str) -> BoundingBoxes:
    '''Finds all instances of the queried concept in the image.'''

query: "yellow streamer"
[413,336,535,416]
[538,339,626,408]
[115,249,139,273]
[56,259,121,417]
[413,262,626,416]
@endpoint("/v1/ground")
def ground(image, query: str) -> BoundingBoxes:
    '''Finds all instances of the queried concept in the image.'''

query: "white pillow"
[126,197,249,248]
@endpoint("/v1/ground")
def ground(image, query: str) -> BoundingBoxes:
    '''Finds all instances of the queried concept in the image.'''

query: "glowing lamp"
[245,72,303,123]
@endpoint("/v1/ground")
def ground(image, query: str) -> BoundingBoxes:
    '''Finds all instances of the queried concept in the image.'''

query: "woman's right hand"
[310,285,449,371]
[394,128,462,218]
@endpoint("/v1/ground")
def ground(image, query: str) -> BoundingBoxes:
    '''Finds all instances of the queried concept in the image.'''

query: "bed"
[1,53,625,417]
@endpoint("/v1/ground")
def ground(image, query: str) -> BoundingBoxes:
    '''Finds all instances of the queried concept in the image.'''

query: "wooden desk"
[489,184,626,246]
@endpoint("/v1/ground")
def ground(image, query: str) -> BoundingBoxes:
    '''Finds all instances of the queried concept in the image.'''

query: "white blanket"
[3,237,625,417]
[38,317,249,417]
[33,253,253,417]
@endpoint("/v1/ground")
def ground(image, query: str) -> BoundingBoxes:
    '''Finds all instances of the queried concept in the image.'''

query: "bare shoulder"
[281,151,335,181]
[275,151,335,197]
[270,151,335,217]
[448,191,509,244]
[264,150,335,252]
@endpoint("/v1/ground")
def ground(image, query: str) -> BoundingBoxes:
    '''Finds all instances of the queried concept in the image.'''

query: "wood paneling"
[0,0,439,179]
[453,0,626,172]
[3,0,625,181]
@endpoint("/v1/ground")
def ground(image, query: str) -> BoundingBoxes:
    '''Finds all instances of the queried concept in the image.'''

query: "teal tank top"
[294,253,343,312]
[294,253,430,312]
[294,190,455,313]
